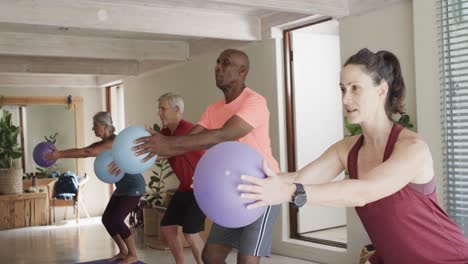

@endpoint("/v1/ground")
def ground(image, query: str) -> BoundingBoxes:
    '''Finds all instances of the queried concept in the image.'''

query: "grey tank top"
[114,173,146,196]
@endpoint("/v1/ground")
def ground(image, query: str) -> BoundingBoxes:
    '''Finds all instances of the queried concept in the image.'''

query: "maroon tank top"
[348,124,468,263]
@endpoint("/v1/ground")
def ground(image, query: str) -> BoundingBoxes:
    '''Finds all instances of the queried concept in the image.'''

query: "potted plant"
[141,157,174,237]
[142,158,174,208]
[0,109,23,194]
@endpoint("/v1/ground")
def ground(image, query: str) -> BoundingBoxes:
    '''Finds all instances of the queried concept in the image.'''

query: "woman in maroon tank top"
[239,48,468,263]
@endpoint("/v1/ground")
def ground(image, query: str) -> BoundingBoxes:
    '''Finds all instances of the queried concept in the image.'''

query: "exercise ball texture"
[193,141,266,228]
[112,126,157,174]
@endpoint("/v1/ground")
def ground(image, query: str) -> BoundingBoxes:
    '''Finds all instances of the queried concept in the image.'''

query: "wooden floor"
[0,217,317,264]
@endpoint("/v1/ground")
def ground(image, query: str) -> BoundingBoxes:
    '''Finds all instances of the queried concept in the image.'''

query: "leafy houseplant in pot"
[141,157,174,237]
[0,109,23,194]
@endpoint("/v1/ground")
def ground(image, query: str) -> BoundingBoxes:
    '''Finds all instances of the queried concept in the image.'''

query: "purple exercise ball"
[33,142,56,167]
[193,141,266,228]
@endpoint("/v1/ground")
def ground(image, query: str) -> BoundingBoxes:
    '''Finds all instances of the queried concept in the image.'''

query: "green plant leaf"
[344,116,362,135]
[148,181,156,188]
[9,151,22,159]
[0,109,22,168]
[398,114,409,126]
[150,176,159,181]
[147,196,156,204]
[0,159,8,168]
[153,123,161,132]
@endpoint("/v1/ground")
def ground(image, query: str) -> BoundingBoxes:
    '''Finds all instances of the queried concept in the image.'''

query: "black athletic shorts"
[160,191,206,234]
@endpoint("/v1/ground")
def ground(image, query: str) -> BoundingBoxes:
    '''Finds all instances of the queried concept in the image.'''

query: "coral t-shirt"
[198,87,279,172]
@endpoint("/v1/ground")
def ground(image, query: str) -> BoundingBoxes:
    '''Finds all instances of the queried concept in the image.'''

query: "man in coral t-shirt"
[133,49,279,264]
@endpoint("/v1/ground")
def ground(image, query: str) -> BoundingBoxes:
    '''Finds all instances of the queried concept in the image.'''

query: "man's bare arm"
[134,115,253,159]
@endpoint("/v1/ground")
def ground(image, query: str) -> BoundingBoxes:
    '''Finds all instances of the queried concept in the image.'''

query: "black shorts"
[160,191,206,234]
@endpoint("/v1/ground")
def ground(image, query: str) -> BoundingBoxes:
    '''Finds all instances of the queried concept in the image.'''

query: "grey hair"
[158,92,184,114]
[93,111,115,133]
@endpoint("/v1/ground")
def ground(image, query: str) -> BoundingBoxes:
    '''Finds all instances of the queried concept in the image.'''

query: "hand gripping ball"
[94,150,125,184]
[112,126,157,174]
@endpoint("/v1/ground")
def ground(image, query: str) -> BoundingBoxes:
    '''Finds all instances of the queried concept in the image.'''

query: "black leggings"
[102,195,141,239]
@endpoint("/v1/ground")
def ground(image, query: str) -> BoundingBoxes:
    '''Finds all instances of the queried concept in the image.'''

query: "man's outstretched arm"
[134,115,253,160]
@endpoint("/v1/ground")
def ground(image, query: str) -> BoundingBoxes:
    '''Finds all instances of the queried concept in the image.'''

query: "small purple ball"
[33,142,56,167]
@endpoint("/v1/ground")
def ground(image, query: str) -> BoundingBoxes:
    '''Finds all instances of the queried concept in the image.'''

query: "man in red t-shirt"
[157,92,206,264]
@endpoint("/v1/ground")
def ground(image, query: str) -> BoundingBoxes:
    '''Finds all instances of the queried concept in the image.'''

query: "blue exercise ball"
[94,150,124,184]
[112,125,157,174]
[193,141,266,228]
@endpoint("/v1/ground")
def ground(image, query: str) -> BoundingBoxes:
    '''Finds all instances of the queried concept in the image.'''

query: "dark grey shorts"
[206,204,280,257]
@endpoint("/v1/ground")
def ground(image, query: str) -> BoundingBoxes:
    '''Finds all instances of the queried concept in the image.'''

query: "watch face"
[294,195,307,207]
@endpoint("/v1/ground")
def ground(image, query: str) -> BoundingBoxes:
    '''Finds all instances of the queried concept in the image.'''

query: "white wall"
[0,87,109,219]
[123,40,280,191]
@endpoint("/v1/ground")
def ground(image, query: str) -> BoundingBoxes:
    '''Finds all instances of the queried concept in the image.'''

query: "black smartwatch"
[290,183,307,208]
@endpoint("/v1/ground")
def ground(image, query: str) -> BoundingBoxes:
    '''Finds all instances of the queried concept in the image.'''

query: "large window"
[440,0,468,235]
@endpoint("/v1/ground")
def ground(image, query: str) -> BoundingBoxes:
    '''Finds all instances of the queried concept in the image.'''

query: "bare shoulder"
[395,129,431,156]
[394,129,434,182]
[332,135,361,163]
[89,137,114,149]
[336,135,361,153]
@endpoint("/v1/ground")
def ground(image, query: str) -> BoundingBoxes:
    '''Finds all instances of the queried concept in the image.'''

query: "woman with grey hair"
[45,111,145,264]
[46,111,116,159]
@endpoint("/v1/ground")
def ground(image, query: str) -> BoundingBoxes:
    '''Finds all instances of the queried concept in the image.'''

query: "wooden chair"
[49,173,89,224]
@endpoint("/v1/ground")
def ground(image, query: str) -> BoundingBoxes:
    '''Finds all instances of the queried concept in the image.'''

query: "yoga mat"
[76,258,145,264]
